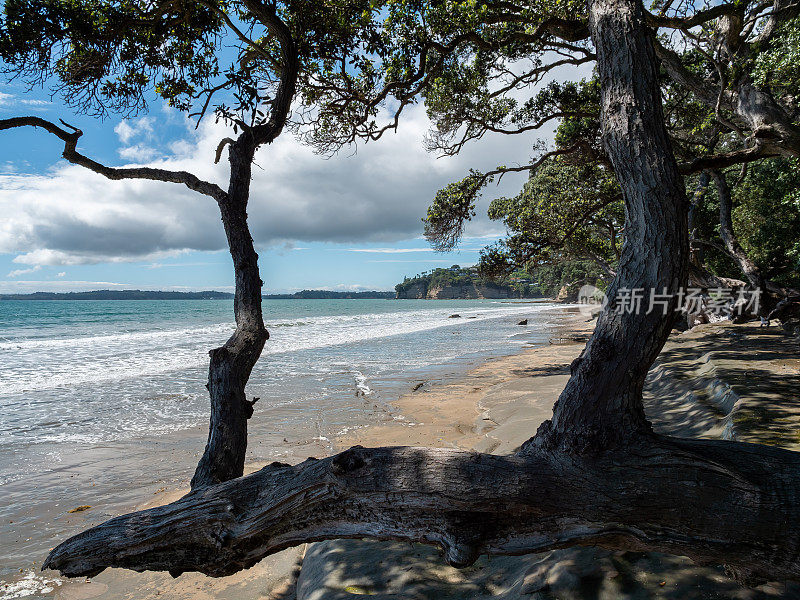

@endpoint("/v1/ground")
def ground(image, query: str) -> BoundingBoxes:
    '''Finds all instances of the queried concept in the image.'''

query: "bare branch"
[482,142,596,183]
[646,3,742,30]
[215,138,236,164]
[0,117,227,202]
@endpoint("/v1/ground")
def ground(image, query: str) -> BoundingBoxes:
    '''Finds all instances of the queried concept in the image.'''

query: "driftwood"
[43,439,800,583]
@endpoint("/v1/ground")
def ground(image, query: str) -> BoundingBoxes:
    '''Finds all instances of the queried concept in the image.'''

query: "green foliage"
[753,17,800,98]
[423,169,490,250]
[533,259,606,298]
[0,0,377,125]
[394,265,538,297]
[0,0,224,116]
[732,158,800,288]
[297,0,592,153]
[481,157,623,277]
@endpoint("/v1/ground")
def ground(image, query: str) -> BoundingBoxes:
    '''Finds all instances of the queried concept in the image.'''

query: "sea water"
[0,298,566,596]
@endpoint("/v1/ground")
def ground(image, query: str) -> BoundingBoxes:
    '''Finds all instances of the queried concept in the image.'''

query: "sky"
[0,64,583,294]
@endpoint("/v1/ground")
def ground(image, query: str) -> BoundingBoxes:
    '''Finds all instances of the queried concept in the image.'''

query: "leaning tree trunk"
[191,139,268,489]
[709,169,770,313]
[530,0,689,453]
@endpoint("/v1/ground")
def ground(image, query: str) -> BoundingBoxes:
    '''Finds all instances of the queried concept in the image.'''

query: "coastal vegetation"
[447,85,800,301]
[2,0,800,592]
[394,265,537,298]
[264,290,395,299]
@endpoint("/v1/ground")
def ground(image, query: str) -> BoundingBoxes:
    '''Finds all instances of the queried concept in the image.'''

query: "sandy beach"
[24,308,800,599]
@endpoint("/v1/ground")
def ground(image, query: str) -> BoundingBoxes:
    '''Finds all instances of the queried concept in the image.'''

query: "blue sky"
[0,69,569,293]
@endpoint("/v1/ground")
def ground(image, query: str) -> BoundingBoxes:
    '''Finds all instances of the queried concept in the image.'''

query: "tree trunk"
[710,170,769,306]
[191,139,268,489]
[688,171,709,253]
[530,0,688,453]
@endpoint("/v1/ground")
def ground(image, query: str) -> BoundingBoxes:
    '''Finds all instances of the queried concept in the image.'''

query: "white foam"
[352,371,373,396]
[0,304,546,396]
[0,571,62,599]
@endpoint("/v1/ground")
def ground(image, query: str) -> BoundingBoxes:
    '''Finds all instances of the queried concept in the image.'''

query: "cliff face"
[396,282,428,299]
[428,284,512,299]
[396,283,515,299]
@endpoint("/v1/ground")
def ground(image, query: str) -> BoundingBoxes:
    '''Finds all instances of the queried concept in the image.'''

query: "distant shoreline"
[0,289,396,300]
[0,290,558,301]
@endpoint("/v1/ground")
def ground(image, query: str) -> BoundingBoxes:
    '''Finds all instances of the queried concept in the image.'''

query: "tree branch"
[646,3,742,30]
[678,144,778,173]
[0,117,227,202]
[43,438,800,584]
[481,142,592,185]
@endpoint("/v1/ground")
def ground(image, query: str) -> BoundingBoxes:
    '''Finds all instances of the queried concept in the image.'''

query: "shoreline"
[2,304,578,600]
[332,307,591,453]
[296,319,800,600]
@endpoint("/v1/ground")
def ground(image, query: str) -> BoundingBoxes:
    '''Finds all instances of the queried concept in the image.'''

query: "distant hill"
[395,266,540,299]
[0,289,395,300]
[263,290,394,299]
[0,290,235,300]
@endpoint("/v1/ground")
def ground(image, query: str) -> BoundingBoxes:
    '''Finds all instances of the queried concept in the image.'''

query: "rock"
[448,314,461,318]
[517,319,528,325]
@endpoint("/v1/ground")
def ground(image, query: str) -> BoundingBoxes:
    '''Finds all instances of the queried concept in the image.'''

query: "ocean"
[0,298,566,597]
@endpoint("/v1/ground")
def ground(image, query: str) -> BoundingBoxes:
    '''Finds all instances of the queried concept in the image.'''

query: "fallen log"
[43,437,800,584]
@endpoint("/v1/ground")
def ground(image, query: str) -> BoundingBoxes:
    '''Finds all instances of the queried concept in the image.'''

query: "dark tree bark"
[190,4,298,488]
[190,139,269,488]
[33,0,800,587]
[709,170,768,293]
[530,0,688,453]
[42,441,800,583]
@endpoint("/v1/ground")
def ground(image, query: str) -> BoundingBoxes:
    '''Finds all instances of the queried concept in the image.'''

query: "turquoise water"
[0,298,561,453]
[0,298,567,595]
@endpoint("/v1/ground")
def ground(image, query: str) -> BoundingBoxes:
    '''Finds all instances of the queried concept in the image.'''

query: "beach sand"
[44,312,800,599]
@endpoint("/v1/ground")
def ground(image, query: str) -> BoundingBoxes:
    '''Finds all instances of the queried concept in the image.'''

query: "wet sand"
[299,319,800,600]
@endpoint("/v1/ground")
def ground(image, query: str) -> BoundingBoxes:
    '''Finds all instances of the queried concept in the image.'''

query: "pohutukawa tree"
[2,0,800,588]
[0,0,375,489]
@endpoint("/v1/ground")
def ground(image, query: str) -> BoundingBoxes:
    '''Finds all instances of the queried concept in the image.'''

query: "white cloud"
[366,259,453,263]
[57,272,66,277]
[144,261,214,269]
[11,248,187,266]
[7,264,41,277]
[345,247,436,253]
[0,92,50,110]
[114,117,155,144]
[118,144,160,162]
[0,280,235,294]
[0,279,127,293]
[0,58,592,270]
